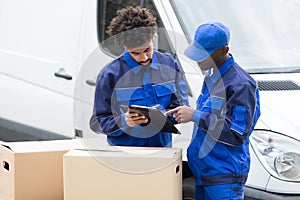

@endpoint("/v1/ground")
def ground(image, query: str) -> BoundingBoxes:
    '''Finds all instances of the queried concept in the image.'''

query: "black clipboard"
[121,105,181,134]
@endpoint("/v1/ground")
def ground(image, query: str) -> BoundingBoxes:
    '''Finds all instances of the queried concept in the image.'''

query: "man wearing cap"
[165,22,261,199]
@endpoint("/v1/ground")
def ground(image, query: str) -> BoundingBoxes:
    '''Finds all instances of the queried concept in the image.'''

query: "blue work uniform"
[188,54,260,199]
[90,51,189,147]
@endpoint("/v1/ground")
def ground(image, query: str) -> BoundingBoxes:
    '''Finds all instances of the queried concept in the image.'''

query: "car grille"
[257,80,300,91]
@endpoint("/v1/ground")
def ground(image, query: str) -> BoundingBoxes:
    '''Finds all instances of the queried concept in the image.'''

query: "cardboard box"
[0,139,82,200]
[63,147,182,200]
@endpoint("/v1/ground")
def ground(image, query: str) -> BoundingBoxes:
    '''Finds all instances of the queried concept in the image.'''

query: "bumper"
[245,186,300,200]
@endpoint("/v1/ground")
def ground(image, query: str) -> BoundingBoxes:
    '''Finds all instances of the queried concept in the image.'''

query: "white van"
[1,0,300,199]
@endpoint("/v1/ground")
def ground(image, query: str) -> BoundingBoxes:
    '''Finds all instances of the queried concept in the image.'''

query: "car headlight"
[250,130,300,181]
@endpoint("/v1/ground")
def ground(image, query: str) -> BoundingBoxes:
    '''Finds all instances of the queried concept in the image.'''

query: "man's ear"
[223,46,229,55]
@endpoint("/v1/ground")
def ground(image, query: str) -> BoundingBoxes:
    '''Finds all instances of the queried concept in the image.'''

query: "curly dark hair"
[107,6,157,49]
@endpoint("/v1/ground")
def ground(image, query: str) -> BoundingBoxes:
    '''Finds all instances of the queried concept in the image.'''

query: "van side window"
[97,0,175,57]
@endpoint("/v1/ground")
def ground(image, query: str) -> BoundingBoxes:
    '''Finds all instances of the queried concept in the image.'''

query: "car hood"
[253,73,300,141]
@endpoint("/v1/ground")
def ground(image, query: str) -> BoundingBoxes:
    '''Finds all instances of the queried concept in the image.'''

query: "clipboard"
[121,105,181,134]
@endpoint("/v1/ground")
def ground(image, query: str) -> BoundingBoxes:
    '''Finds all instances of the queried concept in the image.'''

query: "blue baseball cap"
[184,22,230,62]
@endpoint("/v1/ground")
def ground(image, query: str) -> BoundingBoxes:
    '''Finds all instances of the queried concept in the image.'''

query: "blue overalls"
[90,51,189,147]
[188,55,260,199]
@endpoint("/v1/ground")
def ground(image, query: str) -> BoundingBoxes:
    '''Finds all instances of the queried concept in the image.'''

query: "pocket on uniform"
[202,96,225,113]
[231,105,247,135]
[154,81,176,96]
[115,87,145,105]
[153,81,176,107]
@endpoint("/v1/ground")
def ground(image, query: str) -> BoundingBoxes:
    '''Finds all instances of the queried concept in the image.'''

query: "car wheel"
[183,177,195,200]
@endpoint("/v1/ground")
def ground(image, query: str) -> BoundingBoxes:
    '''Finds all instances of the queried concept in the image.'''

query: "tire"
[183,177,195,200]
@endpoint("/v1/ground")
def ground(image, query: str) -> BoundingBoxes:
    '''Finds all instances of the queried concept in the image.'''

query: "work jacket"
[90,51,189,147]
[187,54,261,185]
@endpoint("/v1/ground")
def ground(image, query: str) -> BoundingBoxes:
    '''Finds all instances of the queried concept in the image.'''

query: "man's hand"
[164,106,195,123]
[125,110,148,127]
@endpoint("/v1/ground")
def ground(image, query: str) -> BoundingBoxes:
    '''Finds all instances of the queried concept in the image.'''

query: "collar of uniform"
[123,51,159,74]
[209,53,235,84]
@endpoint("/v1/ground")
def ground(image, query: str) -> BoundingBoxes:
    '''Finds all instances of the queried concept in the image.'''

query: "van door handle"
[54,68,72,80]
[86,79,96,86]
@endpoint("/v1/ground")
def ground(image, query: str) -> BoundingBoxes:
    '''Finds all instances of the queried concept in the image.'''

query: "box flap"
[64,148,182,174]
[70,146,181,158]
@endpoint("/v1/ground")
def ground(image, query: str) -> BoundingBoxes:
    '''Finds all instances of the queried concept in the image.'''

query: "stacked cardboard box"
[0,139,81,200]
[0,138,182,200]
[63,146,182,200]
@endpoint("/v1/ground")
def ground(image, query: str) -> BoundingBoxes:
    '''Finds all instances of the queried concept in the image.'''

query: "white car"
[0,0,299,199]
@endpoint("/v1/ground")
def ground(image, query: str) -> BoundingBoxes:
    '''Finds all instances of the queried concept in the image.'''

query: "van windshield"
[171,0,300,73]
